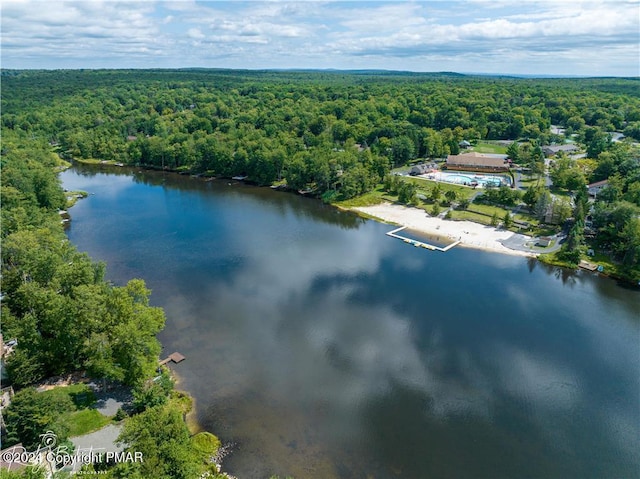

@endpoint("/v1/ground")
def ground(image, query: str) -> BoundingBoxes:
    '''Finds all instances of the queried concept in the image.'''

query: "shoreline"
[352,202,537,258]
[166,367,203,435]
[63,166,211,437]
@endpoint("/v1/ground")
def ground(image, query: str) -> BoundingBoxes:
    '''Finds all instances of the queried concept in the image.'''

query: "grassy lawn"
[518,176,544,188]
[472,142,508,154]
[391,165,409,174]
[63,409,111,437]
[538,251,572,268]
[334,186,390,208]
[452,204,561,234]
[467,202,509,217]
[42,383,96,406]
[529,225,559,237]
[40,383,113,437]
[548,186,573,198]
[448,209,494,225]
[404,177,477,201]
[335,179,476,209]
[513,212,538,225]
[73,158,114,165]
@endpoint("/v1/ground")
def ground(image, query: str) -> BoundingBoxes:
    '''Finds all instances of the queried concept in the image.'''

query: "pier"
[386,226,460,252]
[159,352,186,366]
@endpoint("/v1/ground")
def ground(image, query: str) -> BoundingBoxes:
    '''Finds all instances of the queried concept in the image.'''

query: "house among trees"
[445,152,509,172]
[458,140,471,149]
[542,144,579,157]
[587,179,609,198]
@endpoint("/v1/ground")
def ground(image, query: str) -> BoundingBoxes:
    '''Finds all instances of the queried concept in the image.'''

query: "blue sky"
[2,1,639,76]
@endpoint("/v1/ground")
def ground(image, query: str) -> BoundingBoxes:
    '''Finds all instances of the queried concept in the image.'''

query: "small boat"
[232,175,248,181]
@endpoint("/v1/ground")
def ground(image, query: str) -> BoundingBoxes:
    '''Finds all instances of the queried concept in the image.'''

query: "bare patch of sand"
[354,203,536,257]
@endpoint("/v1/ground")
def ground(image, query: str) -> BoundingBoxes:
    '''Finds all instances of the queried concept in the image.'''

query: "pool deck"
[387,226,460,252]
[417,171,510,187]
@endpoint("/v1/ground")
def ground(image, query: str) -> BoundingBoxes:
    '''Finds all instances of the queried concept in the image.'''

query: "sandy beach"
[354,203,536,257]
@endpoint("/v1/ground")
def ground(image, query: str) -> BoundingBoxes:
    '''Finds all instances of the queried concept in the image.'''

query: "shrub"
[114,408,128,421]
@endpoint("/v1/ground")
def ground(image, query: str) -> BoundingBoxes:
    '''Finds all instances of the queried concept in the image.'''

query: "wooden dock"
[159,352,186,366]
[578,260,599,272]
[386,226,460,252]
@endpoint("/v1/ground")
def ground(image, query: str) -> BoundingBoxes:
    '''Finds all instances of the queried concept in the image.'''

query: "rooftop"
[446,152,508,168]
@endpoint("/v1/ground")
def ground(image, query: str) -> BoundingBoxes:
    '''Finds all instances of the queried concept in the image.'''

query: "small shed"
[536,236,552,247]
[410,164,430,176]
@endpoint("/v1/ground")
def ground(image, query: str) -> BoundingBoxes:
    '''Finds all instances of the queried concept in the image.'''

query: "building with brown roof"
[542,144,579,157]
[445,152,509,172]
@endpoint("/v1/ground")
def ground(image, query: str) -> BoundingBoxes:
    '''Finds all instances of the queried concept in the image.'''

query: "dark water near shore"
[61,165,640,479]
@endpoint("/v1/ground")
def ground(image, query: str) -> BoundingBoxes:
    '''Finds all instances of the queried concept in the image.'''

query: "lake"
[61,164,640,479]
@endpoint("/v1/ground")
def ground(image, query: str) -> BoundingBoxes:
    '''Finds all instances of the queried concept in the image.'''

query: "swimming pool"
[428,171,509,188]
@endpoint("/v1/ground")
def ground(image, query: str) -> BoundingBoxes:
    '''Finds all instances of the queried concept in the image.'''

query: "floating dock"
[159,352,186,366]
[386,226,460,252]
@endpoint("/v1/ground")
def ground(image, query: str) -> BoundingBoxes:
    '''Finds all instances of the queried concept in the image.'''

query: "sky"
[2,0,639,76]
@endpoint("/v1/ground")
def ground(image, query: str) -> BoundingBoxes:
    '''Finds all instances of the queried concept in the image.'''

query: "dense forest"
[0,127,225,477]
[1,130,165,389]
[2,70,640,202]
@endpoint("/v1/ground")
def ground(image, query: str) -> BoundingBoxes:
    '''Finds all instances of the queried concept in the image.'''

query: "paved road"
[69,424,124,473]
[91,385,133,416]
[71,424,123,454]
[500,233,564,254]
[89,383,133,417]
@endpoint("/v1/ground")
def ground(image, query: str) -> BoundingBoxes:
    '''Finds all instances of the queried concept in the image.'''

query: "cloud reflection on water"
[62,168,640,478]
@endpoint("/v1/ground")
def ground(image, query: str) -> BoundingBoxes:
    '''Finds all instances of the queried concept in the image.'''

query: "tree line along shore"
[1,119,232,477]
[4,69,634,278]
[1,69,639,477]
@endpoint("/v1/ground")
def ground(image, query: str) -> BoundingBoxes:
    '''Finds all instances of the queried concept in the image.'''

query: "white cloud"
[328,1,639,55]
[187,27,205,39]
[1,0,639,74]
[2,1,164,64]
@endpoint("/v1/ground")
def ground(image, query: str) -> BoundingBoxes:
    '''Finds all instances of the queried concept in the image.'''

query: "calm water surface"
[61,165,640,479]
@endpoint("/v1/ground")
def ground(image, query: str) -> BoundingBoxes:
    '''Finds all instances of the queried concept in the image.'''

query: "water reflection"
[61,167,640,479]
[70,162,365,231]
